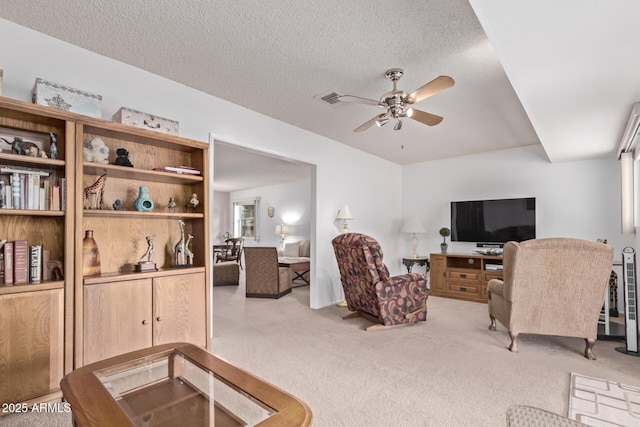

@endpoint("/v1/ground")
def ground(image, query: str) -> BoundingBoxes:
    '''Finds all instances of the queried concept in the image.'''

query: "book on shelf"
[485,263,503,271]
[50,185,60,210]
[1,167,60,211]
[29,245,42,283]
[153,165,201,175]
[13,240,28,284]
[42,249,51,281]
[0,239,5,284]
[3,241,13,284]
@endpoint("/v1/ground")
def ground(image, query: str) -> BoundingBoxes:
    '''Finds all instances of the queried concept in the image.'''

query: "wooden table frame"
[60,342,312,426]
[278,258,311,286]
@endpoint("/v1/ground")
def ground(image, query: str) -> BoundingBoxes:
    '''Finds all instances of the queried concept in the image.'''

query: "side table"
[402,256,430,274]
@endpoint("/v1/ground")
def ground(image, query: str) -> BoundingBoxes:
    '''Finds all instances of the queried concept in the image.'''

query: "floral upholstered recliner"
[331,233,429,331]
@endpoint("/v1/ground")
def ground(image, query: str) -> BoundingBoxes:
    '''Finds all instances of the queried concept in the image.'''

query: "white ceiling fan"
[339,68,455,132]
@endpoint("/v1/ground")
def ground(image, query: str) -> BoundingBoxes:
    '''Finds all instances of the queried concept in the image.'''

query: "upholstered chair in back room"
[331,233,429,331]
[487,237,614,359]
[244,247,292,299]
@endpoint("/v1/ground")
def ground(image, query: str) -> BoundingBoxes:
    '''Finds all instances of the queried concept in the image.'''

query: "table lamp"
[402,216,426,258]
[336,205,354,233]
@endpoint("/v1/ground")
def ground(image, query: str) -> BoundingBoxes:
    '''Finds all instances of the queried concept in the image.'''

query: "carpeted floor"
[4,273,640,426]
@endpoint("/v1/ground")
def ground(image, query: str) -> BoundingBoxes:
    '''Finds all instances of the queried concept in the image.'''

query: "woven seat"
[213,261,239,286]
[244,247,292,298]
[506,405,583,426]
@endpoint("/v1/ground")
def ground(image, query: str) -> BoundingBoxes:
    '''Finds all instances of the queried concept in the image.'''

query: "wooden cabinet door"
[152,272,206,347]
[0,289,63,403]
[429,254,446,293]
[83,279,152,365]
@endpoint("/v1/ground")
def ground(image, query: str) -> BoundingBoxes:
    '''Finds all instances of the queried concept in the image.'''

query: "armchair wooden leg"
[508,332,518,353]
[584,339,597,360]
[404,305,426,320]
[489,316,497,331]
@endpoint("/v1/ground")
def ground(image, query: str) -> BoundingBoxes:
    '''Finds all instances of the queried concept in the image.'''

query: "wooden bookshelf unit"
[0,96,210,408]
[429,252,503,303]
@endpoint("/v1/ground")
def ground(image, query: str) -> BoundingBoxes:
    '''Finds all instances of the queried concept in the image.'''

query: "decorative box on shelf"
[31,78,102,118]
[112,107,179,135]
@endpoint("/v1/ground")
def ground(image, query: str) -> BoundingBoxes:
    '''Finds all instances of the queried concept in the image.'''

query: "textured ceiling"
[0,0,636,191]
[0,0,539,168]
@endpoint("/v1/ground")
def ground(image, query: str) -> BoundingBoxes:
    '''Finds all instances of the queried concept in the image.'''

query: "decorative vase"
[441,243,448,253]
[134,186,154,212]
[82,230,101,276]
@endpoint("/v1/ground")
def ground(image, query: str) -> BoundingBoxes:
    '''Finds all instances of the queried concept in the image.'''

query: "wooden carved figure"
[184,234,194,265]
[83,174,107,210]
[173,219,186,265]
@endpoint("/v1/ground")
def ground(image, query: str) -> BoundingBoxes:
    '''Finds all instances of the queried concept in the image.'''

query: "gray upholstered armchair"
[331,233,429,331]
[244,247,292,299]
[487,238,614,359]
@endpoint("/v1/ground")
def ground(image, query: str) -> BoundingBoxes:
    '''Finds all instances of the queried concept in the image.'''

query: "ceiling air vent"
[314,90,345,108]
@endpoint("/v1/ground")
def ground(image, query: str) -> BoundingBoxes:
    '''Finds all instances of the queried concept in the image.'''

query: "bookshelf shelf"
[83,162,202,184]
[0,152,65,168]
[0,209,65,216]
[82,210,203,219]
[0,279,65,296]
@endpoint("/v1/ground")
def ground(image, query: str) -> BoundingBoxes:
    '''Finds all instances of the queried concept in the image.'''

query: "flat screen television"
[451,197,536,245]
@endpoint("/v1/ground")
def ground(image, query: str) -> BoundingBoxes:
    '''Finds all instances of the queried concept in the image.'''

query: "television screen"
[451,197,536,244]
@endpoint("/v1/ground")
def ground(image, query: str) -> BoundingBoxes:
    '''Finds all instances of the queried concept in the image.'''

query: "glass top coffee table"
[61,342,312,426]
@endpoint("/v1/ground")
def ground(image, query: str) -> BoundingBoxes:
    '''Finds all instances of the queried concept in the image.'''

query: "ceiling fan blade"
[338,95,384,107]
[408,109,443,126]
[405,76,455,104]
[354,113,388,133]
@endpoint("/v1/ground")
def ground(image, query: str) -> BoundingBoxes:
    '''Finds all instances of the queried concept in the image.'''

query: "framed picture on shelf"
[0,126,49,157]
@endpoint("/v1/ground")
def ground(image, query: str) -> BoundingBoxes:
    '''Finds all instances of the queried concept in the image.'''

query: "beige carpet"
[569,372,640,426]
[4,273,640,426]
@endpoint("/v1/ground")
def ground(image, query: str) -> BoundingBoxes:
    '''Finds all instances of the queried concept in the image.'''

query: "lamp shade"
[275,224,290,235]
[336,205,354,220]
[402,217,426,234]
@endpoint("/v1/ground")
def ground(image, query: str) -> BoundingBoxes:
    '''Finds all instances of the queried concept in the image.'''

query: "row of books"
[0,240,47,284]
[0,166,66,211]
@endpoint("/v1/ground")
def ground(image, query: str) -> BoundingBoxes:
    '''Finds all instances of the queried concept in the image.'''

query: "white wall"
[212,191,231,244]
[0,18,402,308]
[401,144,634,261]
[231,180,312,249]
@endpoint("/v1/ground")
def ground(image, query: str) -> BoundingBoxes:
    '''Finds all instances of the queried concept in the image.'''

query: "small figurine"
[185,234,194,265]
[112,199,125,210]
[1,136,39,155]
[140,235,155,263]
[114,148,133,167]
[167,197,177,212]
[186,193,199,210]
[83,174,107,210]
[174,219,187,266]
[28,146,39,157]
[83,137,109,164]
[135,235,157,272]
[49,132,58,160]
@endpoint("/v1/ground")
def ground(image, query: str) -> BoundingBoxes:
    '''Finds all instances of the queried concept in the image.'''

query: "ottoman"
[213,261,239,286]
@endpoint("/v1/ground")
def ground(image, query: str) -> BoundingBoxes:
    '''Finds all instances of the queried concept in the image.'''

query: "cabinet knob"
[142,320,148,325]
[156,316,162,322]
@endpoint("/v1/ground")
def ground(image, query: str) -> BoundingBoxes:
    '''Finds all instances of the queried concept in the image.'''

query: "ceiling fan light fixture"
[345,68,454,133]
[376,117,390,127]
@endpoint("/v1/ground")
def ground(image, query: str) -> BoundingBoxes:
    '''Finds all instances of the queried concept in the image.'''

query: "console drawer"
[448,270,479,281]
[447,281,480,295]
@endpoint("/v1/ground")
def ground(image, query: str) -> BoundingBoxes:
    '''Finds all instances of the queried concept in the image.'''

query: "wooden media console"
[429,252,503,303]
